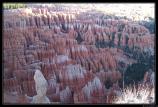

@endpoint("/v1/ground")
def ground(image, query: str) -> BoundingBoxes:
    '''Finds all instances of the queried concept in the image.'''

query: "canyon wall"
[3,6,154,104]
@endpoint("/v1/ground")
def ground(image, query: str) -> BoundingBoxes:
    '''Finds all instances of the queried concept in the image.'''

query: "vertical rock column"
[31,69,50,104]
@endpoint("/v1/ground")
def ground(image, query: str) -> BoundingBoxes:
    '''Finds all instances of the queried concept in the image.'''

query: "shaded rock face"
[3,6,154,104]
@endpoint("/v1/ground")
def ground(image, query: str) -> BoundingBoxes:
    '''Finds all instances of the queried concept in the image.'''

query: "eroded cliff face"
[3,5,154,104]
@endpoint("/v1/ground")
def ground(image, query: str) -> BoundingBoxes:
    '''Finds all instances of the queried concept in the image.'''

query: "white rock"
[56,55,69,63]
[32,69,50,103]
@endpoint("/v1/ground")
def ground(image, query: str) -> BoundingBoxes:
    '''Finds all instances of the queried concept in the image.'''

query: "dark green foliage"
[118,33,122,47]
[122,41,154,86]
[118,24,125,32]
[95,40,109,48]
[111,32,115,42]
[124,63,149,86]
[76,32,83,44]
[124,47,154,86]
[109,41,115,48]
[125,34,129,45]
[118,33,122,42]
[139,19,155,34]
[124,46,131,54]
[105,79,113,89]
[3,3,27,9]
[108,32,115,48]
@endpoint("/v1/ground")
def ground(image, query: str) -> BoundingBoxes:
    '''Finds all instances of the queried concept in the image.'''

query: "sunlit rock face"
[31,69,50,104]
[3,4,154,104]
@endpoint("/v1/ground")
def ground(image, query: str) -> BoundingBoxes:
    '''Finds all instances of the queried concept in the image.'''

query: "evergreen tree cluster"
[3,3,27,9]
